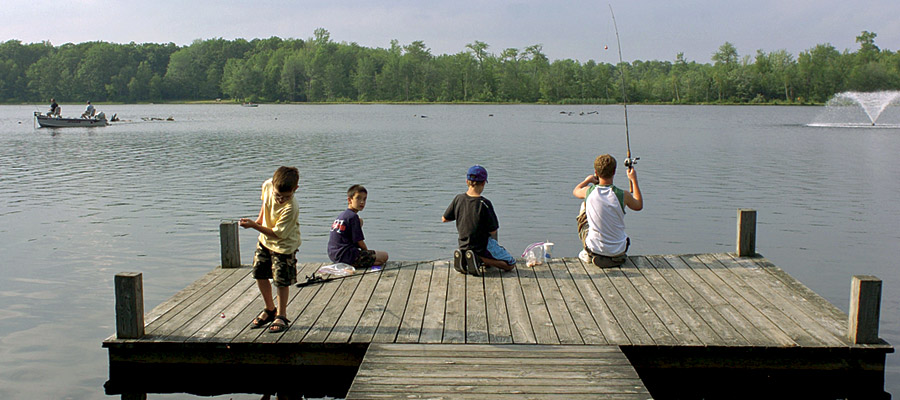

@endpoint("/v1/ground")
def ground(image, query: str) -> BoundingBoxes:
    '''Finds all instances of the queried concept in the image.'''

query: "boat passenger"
[81,101,95,119]
[48,98,60,117]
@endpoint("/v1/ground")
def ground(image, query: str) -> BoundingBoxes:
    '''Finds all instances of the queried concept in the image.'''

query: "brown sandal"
[250,308,276,329]
[268,316,290,333]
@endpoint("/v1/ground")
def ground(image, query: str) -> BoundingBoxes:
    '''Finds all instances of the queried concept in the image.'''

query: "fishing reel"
[624,157,640,168]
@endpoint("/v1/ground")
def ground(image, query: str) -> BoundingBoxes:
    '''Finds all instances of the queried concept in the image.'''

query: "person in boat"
[327,185,389,270]
[239,166,302,334]
[81,101,95,119]
[573,154,643,268]
[442,165,516,276]
[48,99,60,117]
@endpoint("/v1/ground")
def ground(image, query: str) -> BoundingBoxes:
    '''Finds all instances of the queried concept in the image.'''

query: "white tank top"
[584,184,628,256]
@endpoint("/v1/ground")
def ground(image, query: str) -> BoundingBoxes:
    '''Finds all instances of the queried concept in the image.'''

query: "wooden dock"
[346,344,651,399]
[103,211,893,398]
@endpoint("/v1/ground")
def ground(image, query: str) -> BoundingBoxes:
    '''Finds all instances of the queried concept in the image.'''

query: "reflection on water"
[1,104,898,398]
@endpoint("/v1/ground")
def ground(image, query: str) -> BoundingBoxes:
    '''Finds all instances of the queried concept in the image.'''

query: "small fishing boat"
[242,102,259,107]
[34,111,108,128]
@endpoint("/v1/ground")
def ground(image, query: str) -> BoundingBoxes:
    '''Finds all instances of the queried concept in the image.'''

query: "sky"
[3,0,899,64]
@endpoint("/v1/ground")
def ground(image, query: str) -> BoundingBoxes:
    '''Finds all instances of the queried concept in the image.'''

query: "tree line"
[2,28,898,105]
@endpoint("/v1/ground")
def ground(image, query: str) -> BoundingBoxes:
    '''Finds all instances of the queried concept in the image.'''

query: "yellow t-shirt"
[258,179,302,254]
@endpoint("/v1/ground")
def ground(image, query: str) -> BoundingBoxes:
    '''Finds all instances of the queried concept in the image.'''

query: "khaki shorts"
[252,242,298,287]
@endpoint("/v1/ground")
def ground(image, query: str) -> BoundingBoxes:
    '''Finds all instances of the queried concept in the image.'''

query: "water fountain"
[809,90,900,128]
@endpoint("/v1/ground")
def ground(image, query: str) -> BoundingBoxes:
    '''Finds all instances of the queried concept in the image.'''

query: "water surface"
[1,104,897,398]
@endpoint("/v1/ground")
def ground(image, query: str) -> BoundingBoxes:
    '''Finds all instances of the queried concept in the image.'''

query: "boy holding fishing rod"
[573,154,642,268]
[239,166,302,333]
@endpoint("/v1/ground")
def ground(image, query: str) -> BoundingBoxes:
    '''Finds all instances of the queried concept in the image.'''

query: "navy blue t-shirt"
[327,208,365,264]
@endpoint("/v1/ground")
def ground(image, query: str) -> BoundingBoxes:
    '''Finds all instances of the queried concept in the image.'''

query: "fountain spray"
[609,5,639,172]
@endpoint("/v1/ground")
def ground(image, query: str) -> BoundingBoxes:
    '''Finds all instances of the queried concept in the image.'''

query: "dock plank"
[515,263,560,344]
[482,265,513,344]
[465,269,489,343]
[396,261,435,343]
[443,263,467,343]
[373,261,418,342]
[350,262,401,343]
[501,263,537,344]
[536,259,587,344]
[418,261,450,343]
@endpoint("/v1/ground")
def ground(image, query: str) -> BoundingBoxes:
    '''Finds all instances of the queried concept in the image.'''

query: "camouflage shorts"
[252,243,298,287]
[351,249,377,269]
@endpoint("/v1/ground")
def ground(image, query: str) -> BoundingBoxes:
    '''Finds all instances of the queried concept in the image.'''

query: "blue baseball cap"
[467,165,488,182]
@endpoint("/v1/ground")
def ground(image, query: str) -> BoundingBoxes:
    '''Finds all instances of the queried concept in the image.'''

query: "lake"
[0,103,897,398]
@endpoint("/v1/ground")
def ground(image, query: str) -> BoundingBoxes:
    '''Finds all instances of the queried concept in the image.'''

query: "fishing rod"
[609,5,639,171]
[295,258,443,287]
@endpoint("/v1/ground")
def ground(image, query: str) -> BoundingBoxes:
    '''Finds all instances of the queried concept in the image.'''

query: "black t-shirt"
[443,193,499,253]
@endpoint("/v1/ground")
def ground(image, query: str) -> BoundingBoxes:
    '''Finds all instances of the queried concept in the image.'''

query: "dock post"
[736,209,756,257]
[220,221,240,268]
[849,275,882,344]
[115,272,144,339]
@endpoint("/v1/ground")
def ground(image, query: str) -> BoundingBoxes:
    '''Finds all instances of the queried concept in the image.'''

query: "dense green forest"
[2,28,898,105]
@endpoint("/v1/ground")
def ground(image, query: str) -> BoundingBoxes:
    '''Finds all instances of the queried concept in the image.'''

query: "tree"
[712,42,739,101]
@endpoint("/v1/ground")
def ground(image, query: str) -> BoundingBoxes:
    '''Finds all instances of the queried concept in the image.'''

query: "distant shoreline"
[8,100,823,107]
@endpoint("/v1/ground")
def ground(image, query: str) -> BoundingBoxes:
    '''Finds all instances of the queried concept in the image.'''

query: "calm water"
[1,104,898,398]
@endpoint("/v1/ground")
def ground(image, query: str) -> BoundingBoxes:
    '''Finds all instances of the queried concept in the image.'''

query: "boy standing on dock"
[239,166,302,333]
[442,165,516,276]
[573,154,642,268]
[327,185,389,269]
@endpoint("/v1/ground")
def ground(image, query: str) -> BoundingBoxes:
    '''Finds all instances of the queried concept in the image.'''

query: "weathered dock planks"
[345,343,652,400]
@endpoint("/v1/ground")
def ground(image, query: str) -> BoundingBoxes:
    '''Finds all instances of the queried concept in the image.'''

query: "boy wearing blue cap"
[442,165,516,275]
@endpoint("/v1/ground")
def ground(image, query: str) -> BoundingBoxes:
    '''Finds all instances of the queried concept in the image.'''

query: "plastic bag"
[522,242,555,267]
[522,242,545,267]
[317,263,355,277]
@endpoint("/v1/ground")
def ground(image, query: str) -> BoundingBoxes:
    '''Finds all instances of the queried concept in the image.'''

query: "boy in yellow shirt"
[239,166,302,333]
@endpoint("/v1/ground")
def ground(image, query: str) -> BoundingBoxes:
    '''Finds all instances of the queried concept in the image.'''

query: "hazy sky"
[3,0,898,63]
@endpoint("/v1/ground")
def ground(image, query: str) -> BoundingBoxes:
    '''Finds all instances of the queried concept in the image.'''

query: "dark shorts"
[252,242,298,287]
[351,249,377,269]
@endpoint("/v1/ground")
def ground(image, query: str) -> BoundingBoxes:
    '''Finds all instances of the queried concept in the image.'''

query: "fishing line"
[609,5,639,173]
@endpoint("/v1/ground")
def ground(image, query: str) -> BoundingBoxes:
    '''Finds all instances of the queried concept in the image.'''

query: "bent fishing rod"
[609,5,639,172]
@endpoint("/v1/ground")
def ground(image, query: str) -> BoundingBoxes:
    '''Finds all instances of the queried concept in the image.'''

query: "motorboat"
[34,111,109,128]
